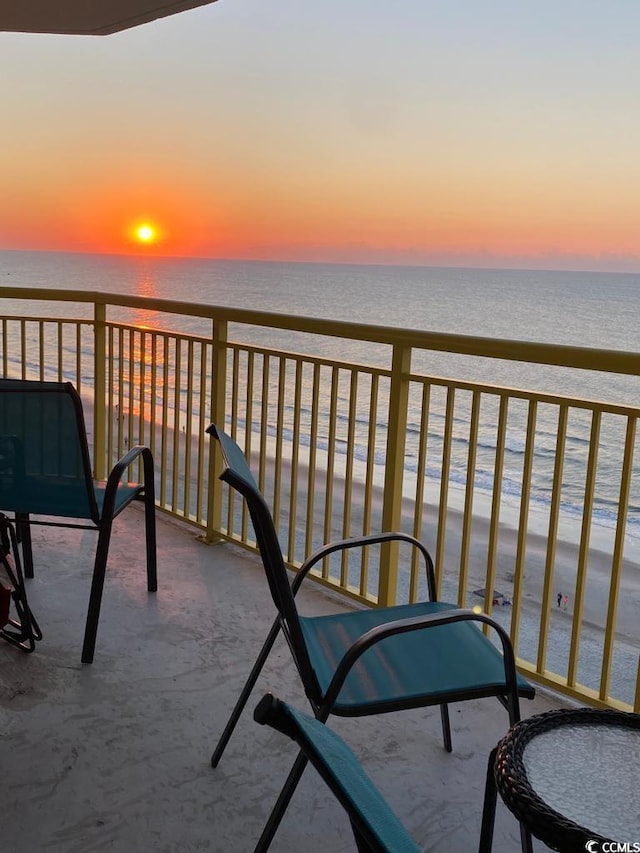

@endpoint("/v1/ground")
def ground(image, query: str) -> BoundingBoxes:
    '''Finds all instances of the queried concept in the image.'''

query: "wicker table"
[479,707,640,853]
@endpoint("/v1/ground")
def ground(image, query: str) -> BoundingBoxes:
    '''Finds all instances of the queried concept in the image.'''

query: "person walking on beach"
[563,595,569,611]
[557,592,562,608]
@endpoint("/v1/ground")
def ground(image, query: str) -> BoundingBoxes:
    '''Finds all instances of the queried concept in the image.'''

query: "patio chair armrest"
[293,532,435,597]
[324,608,519,710]
[254,693,296,737]
[101,445,155,519]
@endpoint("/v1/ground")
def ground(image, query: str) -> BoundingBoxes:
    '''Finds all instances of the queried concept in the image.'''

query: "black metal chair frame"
[207,424,535,852]
[0,379,157,663]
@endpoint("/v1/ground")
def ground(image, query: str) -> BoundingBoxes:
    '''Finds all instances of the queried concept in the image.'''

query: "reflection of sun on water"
[133,268,160,333]
[136,270,155,298]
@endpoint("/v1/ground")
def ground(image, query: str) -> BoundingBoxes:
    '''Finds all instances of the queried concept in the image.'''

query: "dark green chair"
[207,425,535,852]
[254,693,421,853]
[0,379,157,663]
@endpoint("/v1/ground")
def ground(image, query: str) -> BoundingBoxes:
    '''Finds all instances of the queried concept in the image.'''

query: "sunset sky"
[1,0,640,271]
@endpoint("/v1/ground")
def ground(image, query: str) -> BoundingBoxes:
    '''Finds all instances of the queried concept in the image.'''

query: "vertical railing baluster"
[93,301,107,479]
[510,399,537,654]
[107,326,114,465]
[322,366,340,580]
[20,320,26,379]
[305,363,321,556]
[273,357,286,535]
[459,389,480,606]
[160,335,170,508]
[483,395,509,621]
[287,358,303,563]
[361,373,379,598]
[568,410,601,687]
[340,371,358,587]
[410,382,430,602]
[38,320,44,379]
[537,404,568,674]
[195,340,207,523]
[183,338,195,518]
[258,354,270,494]
[1,317,7,376]
[241,349,255,540]
[600,415,636,701]
[56,321,63,380]
[171,339,182,512]
[76,323,82,390]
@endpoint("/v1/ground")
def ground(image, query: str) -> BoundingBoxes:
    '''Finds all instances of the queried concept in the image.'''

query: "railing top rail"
[2,285,640,376]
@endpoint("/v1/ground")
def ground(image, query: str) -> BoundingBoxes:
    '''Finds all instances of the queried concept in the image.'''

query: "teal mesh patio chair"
[254,693,421,853]
[207,425,535,852]
[0,379,157,663]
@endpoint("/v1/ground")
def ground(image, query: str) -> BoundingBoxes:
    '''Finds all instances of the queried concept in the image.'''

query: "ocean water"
[4,249,640,352]
[2,249,640,548]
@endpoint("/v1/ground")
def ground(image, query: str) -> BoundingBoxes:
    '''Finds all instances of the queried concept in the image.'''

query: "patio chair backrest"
[208,425,321,700]
[0,379,99,522]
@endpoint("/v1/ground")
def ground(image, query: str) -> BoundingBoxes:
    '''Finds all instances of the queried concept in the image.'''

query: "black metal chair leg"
[144,498,157,592]
[440,703,452,752]
[211,616,282,767]
[142,450,157,592]
[253,750,309,853]
[81,521,112,664]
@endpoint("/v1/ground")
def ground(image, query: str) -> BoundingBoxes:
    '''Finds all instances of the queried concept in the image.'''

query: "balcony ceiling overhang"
[0,1,219,36]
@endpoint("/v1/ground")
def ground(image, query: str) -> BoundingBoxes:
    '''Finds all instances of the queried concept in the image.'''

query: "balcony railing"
[1,285,639,713]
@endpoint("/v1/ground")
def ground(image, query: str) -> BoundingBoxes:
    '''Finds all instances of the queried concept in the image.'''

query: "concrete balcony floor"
[1,506,561,853]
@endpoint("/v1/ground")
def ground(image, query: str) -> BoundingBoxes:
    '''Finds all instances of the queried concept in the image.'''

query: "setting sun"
[124,219,166,252]
[136,223,156,243]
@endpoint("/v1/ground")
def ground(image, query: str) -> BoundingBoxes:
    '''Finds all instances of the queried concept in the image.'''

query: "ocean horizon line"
[3,246,640,279]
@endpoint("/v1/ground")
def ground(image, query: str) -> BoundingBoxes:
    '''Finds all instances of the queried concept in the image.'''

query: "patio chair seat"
[4,476,143,519]
[300,601,533,712]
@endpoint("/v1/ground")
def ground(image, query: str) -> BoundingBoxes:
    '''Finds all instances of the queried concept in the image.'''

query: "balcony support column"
[378,343,411,606]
